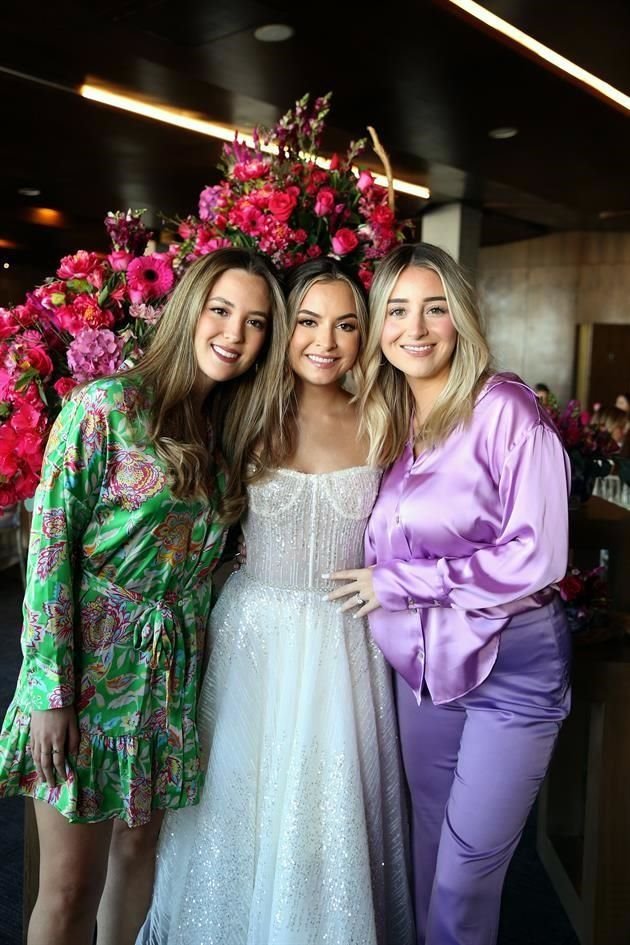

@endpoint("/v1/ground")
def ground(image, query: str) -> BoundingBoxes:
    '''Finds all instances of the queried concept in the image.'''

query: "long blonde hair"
[251,257,369,479]
[122,248,286,522]
[359,242,491,467]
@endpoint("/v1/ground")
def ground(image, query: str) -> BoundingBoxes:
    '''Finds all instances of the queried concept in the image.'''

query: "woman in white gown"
[143,259,415,945]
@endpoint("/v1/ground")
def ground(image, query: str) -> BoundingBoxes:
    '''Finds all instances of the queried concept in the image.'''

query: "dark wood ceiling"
[1,0,629,282]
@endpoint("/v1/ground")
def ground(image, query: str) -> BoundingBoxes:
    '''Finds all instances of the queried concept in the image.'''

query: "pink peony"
[57,250,102,281]
[232,160,270,182]
[57,294,115,336]
[126,254,174,304]
[67,328,124,383]
[331,228,359,256]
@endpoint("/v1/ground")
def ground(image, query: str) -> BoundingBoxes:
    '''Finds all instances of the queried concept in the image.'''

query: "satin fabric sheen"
[365,373,571,703]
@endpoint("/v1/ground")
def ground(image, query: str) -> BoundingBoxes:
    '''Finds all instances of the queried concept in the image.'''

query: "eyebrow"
[387,296,447,304]
[297,308,358,319]
[208,296,268,318]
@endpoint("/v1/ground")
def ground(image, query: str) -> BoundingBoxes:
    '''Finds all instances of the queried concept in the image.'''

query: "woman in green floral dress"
[0,248,286,945]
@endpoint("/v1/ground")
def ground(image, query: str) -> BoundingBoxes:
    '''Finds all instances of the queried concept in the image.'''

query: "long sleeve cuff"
[372,558,448,612]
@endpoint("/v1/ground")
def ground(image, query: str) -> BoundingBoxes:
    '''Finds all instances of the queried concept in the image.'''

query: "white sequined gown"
[144,467,415,945]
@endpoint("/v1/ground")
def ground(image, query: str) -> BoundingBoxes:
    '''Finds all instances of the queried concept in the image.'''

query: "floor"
[0,564,579,945]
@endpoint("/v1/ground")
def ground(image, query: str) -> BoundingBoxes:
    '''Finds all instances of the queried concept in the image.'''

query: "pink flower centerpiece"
[0,92,407,504]
[168,92,407,291]
[0,210,173,504]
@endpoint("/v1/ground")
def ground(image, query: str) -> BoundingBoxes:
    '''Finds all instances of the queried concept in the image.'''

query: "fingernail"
[321,572,330,579]
[321,594,330,602]
[353,613,361,619]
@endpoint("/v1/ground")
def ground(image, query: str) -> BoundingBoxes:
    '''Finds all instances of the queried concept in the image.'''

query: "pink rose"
[331,228,359,256]
[54,377,78,398]
[371,205,395,228]
[268,191,298,223]
[108,250,134,272]
[314,187,336,217]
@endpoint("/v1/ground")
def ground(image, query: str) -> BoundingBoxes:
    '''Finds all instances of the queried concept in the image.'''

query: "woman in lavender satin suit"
[328,242,572,945]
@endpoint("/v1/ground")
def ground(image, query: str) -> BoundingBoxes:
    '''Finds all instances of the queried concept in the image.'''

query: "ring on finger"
[355,595,366,607]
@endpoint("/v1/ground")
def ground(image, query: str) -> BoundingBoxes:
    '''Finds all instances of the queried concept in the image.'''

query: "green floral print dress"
[0,376,226,826]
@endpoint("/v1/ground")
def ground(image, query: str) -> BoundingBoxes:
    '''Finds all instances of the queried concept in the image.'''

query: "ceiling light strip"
[444,0,630,112]
[81,84,430,200]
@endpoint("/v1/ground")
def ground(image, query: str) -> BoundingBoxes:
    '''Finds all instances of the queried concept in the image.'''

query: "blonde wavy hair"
[358,242,492,467]
[250,257,369,479]
[121,247,286,523]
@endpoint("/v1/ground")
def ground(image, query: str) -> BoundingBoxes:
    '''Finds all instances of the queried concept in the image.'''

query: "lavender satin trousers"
[395,598,572,945]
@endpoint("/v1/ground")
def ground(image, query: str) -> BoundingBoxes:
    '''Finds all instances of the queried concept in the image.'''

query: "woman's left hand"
[324,567,379,618]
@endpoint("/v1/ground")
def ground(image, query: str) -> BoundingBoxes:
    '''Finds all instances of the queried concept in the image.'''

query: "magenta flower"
[126,254,175,304]
[57,250,102,281]
[67,329,124,383]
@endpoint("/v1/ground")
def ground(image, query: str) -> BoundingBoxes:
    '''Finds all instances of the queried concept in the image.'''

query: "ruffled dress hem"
[0,703,202,828]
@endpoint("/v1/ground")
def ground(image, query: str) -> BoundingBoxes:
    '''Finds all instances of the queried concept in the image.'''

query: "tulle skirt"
[142,571,415,945]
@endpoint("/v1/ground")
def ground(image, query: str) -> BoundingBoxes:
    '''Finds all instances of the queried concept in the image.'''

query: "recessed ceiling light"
[18,187,41,197]
[3,262,10,270]
[488,126,519,139]
[254,23,294,42]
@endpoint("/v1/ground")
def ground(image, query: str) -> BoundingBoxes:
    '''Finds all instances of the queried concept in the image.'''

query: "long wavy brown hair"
[121,247,286,522]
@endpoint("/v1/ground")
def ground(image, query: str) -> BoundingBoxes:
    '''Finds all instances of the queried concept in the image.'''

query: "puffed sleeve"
[372,423,570,612]
[22,389,107,710]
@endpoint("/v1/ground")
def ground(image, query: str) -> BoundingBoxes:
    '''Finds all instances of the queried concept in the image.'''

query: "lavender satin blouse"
[365,373,571,704]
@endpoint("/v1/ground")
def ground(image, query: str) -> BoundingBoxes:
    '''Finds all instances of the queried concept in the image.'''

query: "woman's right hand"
[30,706,80,785]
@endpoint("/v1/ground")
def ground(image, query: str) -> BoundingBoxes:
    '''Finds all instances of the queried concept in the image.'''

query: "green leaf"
[14,368,39,391]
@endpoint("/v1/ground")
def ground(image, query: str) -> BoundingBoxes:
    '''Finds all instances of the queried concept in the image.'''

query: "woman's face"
[615,394,630,413]
[193,269,270,395]
[288,280,360,387]
[380,266,457,391]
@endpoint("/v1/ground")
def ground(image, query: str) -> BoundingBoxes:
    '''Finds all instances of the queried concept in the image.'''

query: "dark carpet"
[0,565,578,945]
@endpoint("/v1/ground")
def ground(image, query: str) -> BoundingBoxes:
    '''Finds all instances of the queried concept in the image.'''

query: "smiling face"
[380,265,457,399]
[192,268,271,396]
[288,279,361,387]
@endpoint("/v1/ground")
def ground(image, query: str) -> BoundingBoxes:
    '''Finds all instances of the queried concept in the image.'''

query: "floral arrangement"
[0,210,174,505]
[168,92,404,290]
[558,564,610,640]
[0,92,406,505]
[545,399,620,503]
